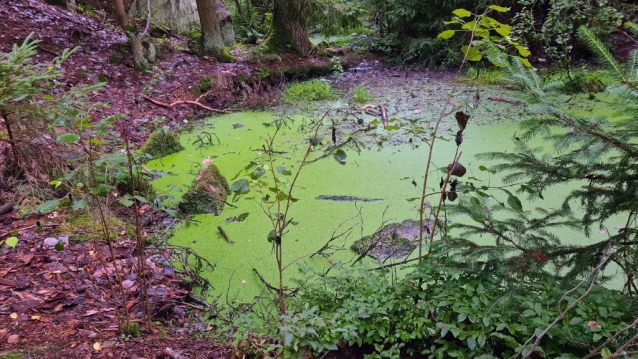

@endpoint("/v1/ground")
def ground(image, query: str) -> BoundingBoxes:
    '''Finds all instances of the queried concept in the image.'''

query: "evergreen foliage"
[447,23,638,291]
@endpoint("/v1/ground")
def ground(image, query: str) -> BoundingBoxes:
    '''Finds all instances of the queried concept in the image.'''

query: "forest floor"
[0,0,442,358]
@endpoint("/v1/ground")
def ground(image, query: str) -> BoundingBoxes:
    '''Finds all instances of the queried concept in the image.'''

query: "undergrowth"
[281,79,336,103]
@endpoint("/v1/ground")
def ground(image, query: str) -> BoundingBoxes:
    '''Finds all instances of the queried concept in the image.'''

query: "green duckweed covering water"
[148,109,626,299]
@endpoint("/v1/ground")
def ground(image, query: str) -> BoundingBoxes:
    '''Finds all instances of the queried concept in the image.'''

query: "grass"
[281,79,336,103]
[351,85,373,104]
[460,67,508,86]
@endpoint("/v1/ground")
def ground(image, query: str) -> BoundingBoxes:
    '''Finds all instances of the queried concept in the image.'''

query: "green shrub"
[351,85,373,104]
[281,80,336,103]
[277,259,638,358]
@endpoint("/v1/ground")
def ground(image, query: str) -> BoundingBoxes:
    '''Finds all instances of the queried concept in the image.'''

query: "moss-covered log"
[138,130,185,160]
[179,164,229,215]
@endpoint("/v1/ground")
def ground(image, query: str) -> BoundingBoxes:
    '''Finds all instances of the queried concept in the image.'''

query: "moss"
[218,47,237,63]
[0,353,26,359]
[139,130,185,160]
[179,164,230,215]
[58,205,134,242]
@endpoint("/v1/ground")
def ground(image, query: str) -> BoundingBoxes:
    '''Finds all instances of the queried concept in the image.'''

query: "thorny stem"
[123,129,151,330]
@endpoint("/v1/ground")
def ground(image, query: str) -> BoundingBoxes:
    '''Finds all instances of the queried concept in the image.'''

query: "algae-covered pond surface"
[147,75,626,300]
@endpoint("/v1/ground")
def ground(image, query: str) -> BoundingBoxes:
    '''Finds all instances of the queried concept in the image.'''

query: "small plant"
[330,56,344,77]
[281,80,336,103]
[351,85,373,104]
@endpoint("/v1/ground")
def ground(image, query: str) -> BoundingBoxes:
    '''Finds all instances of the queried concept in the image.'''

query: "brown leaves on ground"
[0,209,229,358]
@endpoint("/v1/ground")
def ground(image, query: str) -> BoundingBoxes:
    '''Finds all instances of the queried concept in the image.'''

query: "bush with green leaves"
[0,34,102,185]
[276,258,638,358]
[511,0,625,67]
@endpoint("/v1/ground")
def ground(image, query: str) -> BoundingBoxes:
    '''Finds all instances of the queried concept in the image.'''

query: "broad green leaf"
[119,198,134,207]
[489,5,509,12]
[72,199,87,211]
[478,165,496,174]
[494,25,511,37]
[452,8,472,18]
[438,30,456,40]
[333,149,347,164]
[54,241,64,251]
[56,133,80,144]
[250,167,266,179]
[134,196,150,203]
[461,46,482,61]
[50,180,62,189]
[5,237,18,248]
[231,179,250,194]
[520,58,532,68]
[36,199,61,214]
[601,347,612,358]
[267,229,278,243]
[507,195,523,212]
[515,45,531,57]
[237,213,249,222]
[164,209,179,217]
[276,167,292,176]
[42,94,55,101]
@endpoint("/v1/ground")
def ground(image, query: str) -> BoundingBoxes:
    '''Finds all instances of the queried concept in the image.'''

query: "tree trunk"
[113,0,151,70]
[265,0,311,55]
[195,0,235,61]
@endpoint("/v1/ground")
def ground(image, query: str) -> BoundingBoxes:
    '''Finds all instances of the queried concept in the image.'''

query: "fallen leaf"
[7,334,19,344]
[93,342,102,351]
[413,109,422,114]
[9,313,18,319]
[31,315,41,321]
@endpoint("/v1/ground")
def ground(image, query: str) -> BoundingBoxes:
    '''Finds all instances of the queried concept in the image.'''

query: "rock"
[232,123,244,129]
[122,279,135,289]
[43,237,59,249]
[178,164,230,215]
[351,219,435,261]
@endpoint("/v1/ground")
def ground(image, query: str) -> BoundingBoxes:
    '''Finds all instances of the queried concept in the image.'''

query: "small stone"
[43,237,58,249]
[122,279,135,289]
[7,334,19,344]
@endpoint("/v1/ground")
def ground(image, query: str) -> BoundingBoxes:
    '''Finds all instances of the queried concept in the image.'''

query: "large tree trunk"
[195,0,232,62]
[113,0,150,70]
[215,0,235,47]
[265,0,311,55]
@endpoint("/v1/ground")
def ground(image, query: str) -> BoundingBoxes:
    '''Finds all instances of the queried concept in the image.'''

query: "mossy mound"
[138,130,185,161]
[179,164,230,215]
[0,353,26,359]
[351,219,433,261]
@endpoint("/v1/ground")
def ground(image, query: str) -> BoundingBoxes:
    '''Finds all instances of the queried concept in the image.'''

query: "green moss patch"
[139,130,185,161]
[178,164,230,215]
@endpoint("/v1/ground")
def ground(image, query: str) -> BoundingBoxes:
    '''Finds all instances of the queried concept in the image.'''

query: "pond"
[147,74,627,301]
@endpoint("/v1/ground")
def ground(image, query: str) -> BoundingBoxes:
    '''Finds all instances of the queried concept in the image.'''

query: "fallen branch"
[0,202,15,216]
[162,348,188,359]
[488,96,523,105]
[217,226,233,244]
[140,93,228,114]
[0,223,60,238]
[380,104,388,127]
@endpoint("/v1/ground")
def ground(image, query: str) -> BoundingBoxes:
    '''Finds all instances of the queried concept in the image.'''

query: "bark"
[195,0,226,58]
[215,0,235,47]
[113,0,151,69]
[265,0,311,55]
